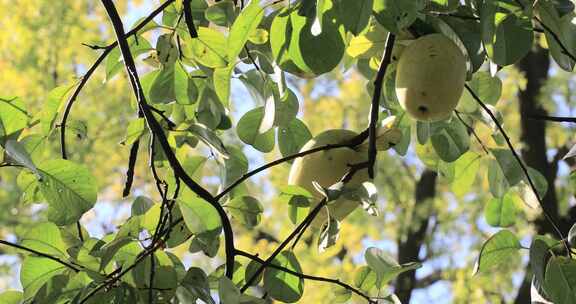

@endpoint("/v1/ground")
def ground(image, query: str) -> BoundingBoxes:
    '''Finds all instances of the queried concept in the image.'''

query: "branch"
[414,270,443,289]
[0,239,80,272]
[122,139,140,197]
[100,0,235,282]
[466,84,568,247]
[214,130,368,201]
[240,163,367,292]
[182,0,199,38]
[528,114,576,123]
[235,250,376,303]
[454,110,489,155]
[368,33,396,178]
[60,0,176,160]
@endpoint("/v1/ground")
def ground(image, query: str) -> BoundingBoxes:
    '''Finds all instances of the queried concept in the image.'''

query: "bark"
[395,170,437,303]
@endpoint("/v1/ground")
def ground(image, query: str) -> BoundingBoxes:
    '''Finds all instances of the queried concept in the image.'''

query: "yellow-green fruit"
[288,127,401,228]
[395,34,466,122]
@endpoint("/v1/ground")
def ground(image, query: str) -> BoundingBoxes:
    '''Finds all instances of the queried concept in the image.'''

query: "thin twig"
[182,0,199,38]
[528,114,576,123]
[454,111,489,155]
[466,84,568,249]
[0,239,80,272]
[235,250,377,303]
[368,33,396,178]
[122,139,140,197]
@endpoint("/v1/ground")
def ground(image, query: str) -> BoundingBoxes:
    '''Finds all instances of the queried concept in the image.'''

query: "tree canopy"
[1,0,576,303]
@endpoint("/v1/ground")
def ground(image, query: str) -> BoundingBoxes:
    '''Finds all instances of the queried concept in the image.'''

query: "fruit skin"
[287,126,401,228]
[395,34,466,122]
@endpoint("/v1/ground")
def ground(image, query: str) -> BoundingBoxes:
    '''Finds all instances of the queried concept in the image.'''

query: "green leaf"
[213,65,234,106]
[174,61,198,105]
[365,247,421,286]
[480,0,533,66]
[491,149,523,187]
[120,118,146,146]
[484,192,518,227]
[188,123,229,159]
[226,196,263,227]
[156,33,178,67]
[372,0,424,34]
[227,0,264,61]
[4,139,38,176]
[263,251,304,303]
[474,230,521,274]
[245,260,264,286]
[149,67,176,103]
[278,119,312,160]
[219,276,241,304]
[21,222,67,258]
[430,117,470,163]
[20,257,67,300]
[334,0,373,35]
[178,267,215,304]
[36,159,98,226]
[178,196,222,234]
[205,0,237,27]
[530,239,551,289]
[569,223,576,247]
[536,1,576,71]
[451,152,481,197]
[354,266,377,292]
[189,231,221,257]
[331,285,352,303]
[0,96,28,138]
[41,83,76,135]
[0,290,23,304]
[459,72,502,112]
[185,27,228,68]
[544,256,576,303]
[237,107,275,153]
[221,146,249,191]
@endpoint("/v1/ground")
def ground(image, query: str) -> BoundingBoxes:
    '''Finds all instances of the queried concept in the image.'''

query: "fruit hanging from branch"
[395,33,466,122]
[288,123,402,228]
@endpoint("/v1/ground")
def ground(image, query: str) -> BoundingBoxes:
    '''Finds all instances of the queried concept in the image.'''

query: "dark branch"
[368,33,396,178]
[528,114,576,123]
[183,0,199,38]
[99,0,235,284]
[122,139,140,197]
[0,239,80,272]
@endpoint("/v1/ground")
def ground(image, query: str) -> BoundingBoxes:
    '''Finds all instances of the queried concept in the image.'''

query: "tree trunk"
[395,170,437,303]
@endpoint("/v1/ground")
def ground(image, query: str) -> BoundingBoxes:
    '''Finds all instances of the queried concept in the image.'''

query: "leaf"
[0,96,28,138]
[219,276,241,304]
[354,266,377,292]
[263,251,304,303]
[120,118,146,146]
[36,159,98,226]
[185,27,228,68]
[484,192,518,227]
[188,123,229,159]
[536,1,576,71]
[105,36,152,80]
[21,222,67,258]
[237,107,275,153]
[178,267,215,304]
[365,247,421,286]
[480,0,533,66]
[245,260,264,286]
[331,285,352,303]
[474,230,521,275]
[4,139,38,176]
[530,239,551,290]
[205,0,237,27]
[569,223,576,247]
[333,0,372,35]
[149,66,176,103]
[174,61,198,105]
[373,0,424,34]
[459,72,502,112]
[178,196,222,235]
[491,149,523,187]
[213,65,234,106]
[227,0,264,61]
[0,290,23,304]
[544,256,576,303]
[487,159,509,198]
[41,83,76,135]
[451,152,480,197]
[318,216,340,252]
[342,182,379,216]
[226,196,263,227]
[20,257,67,300]
[278,119,312,160]
[430,117,470,162]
